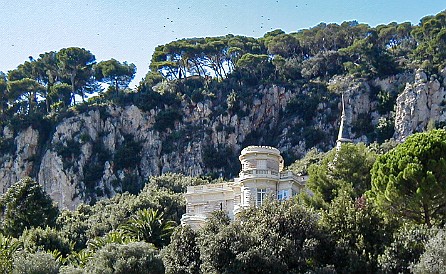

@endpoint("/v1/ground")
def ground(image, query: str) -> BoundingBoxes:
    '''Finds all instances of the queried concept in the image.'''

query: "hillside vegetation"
[1,11,446,207]
[0,10,446,273]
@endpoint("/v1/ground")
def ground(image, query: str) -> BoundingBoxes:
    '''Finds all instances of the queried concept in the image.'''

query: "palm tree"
[0,233,20,273]
[87,230,131,252]
[120,208,176,248]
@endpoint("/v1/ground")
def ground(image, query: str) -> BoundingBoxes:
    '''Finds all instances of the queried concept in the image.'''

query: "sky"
[1,0,445,87]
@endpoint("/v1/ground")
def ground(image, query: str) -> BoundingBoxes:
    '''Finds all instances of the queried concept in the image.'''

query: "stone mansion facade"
[181,146,308,229]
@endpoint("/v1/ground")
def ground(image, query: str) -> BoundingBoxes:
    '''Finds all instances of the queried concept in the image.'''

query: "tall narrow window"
[257,188,266,206]
[258,160,267,169]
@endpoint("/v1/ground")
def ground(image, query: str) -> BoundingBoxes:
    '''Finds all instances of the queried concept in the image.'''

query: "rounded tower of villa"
[239,146,284,174]
[236,146,286,209]
[182,145,306,229]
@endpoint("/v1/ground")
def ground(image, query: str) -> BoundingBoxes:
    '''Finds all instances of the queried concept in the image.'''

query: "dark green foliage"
[148,173,211,193]
[302,126,326,149]
[375,117,395,143]
[306,143,377,209]
[48,83,72,110]
[54,141,81,171]
[94,59,136,95]
[0,136,15,155]
[87,231,131,252]
[352,112,374,137]
[236,53,274,84]
[56,47,96,104]
[288,148,325,175]
[340,31,399,78]
[0,177,59,237]
[301,50,345,79]
[7,78,45,114]
[0,233,20,273]
[0,72,8,114]
[154,109,182,132]
[57,174,187,251]
[160,130,185,154]
[54,140,81,161]
[161,226,201,274]
[376,89,397,114]
[265,33,301,58]
[83,163,105,195]
[82,242,164,274]
[202,145,233,169]
[20,226,73,256]
[135,84,181,112]
[7,111,47,134]
[56,194,141,251]
[120,174,143,195]
[369,129,446,227]
[285,93,315,121]
[1,10,446,274]
[411,11,446,72]
[378,224,435,273]
[320,193,393,273]
[113,136,142,171]
[197,201,331,273]
[82,140,112,198]
[120,208,175,248]
[139,72,163,90]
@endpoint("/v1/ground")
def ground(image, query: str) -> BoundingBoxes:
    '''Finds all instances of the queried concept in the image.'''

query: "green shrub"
[83,242,164,274]
[153,109,182,132]
[410,229,446,274]
[12,251,59,274]
[0,137,15,155]
[113,137,142,171]
[20,227,73,256]
[202,145,233,170]
[378,225,434,273]
[0,177,59,238]
[54,140,81,160]
[302,126,326,149]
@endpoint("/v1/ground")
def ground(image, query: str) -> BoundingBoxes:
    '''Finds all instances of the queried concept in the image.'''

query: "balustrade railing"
[239,169,280,178]
[186,183,233,193]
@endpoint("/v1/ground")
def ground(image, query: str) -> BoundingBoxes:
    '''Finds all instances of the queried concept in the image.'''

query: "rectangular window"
[277,190,289,201]
[257,188,266,206]
[258,160,267,169]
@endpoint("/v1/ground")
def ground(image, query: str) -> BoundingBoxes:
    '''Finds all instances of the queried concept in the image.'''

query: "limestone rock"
[1,78,423,209]
[394,70,446,141]
[0,126,38,192]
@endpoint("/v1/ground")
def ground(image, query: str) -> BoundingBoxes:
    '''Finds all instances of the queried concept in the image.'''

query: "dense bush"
[113,137,142,171]
[82,242,164,274]
[12,251,60,274]
[0,177,59,237]
[411,229,446,274]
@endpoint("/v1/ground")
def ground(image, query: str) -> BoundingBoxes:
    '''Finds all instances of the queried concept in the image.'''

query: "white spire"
[336,93,351,150]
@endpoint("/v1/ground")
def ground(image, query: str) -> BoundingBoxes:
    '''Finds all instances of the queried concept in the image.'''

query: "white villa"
[181,94,350,229]
[181,146,308,230]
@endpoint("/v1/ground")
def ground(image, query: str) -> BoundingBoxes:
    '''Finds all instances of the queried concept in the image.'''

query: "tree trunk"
[115,79,119,96]
[70,73,76,105]
[423,202,431,227]
[45,86,50,113]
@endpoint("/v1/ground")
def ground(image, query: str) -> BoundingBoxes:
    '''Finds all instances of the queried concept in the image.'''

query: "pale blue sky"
[1,1,444,87]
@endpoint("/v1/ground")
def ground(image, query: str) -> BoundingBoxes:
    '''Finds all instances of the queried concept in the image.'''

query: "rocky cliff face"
[394,69,446,141]
[0,71,444,209]
[0,126,39,193]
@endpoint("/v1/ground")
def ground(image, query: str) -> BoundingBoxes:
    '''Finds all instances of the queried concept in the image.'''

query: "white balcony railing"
[238,169,280,179]
[186,183,233,193]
